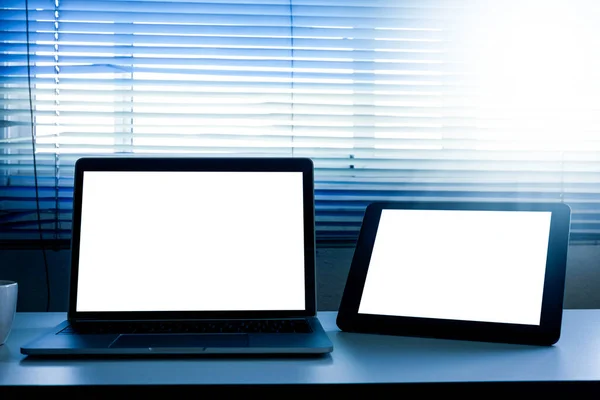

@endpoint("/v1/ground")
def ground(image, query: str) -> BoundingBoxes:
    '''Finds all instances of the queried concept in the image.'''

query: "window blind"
[2,0,600,244]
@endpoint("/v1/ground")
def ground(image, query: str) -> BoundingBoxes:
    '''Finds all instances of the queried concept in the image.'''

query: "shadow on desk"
[333,331,554,354]
[19,352,334,364]
[333,331,560,375]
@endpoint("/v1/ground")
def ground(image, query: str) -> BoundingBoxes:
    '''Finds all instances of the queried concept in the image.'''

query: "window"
[2,0,600,244]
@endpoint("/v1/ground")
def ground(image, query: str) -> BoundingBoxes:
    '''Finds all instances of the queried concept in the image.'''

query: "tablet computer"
[336,201,571,346]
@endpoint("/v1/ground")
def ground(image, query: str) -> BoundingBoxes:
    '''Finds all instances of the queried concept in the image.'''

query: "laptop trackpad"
[110,334,249,349]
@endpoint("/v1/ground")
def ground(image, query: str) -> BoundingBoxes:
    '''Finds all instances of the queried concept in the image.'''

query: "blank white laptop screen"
[358,209,552,326]
[76,171,306,312]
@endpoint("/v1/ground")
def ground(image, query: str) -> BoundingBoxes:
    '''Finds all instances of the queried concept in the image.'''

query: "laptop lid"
[67,156,317,321]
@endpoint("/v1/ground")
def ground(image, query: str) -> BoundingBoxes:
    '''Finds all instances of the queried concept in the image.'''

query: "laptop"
[21,156,333,356]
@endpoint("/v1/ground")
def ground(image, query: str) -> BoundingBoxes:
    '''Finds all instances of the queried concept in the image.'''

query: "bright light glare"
[461,1,600,149]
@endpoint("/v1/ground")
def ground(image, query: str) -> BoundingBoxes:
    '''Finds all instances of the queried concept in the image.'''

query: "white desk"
[2,311,600,394]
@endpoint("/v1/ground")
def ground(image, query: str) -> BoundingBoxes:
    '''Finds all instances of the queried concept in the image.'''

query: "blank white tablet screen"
[358,209,552,325]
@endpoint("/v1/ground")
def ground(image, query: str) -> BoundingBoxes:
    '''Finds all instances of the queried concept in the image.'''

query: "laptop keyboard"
[58,319,313,335]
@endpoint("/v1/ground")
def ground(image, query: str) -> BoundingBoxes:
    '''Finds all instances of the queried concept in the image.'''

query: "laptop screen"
[75,170,306,313]
[358,209,552,326]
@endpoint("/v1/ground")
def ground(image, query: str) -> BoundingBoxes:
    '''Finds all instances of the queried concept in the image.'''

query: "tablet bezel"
[336,201,571,346]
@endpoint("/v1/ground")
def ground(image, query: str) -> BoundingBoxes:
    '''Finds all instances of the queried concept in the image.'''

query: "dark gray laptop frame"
[68,156,318,322]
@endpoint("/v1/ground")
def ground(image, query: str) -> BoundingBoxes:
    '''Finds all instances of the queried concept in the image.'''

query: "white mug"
[0,280,18,345]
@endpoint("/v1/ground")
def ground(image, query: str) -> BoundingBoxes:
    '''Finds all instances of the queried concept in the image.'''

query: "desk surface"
[2,311,600,392]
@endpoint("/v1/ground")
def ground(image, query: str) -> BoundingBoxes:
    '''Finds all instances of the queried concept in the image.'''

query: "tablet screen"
[358,209,552,326]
